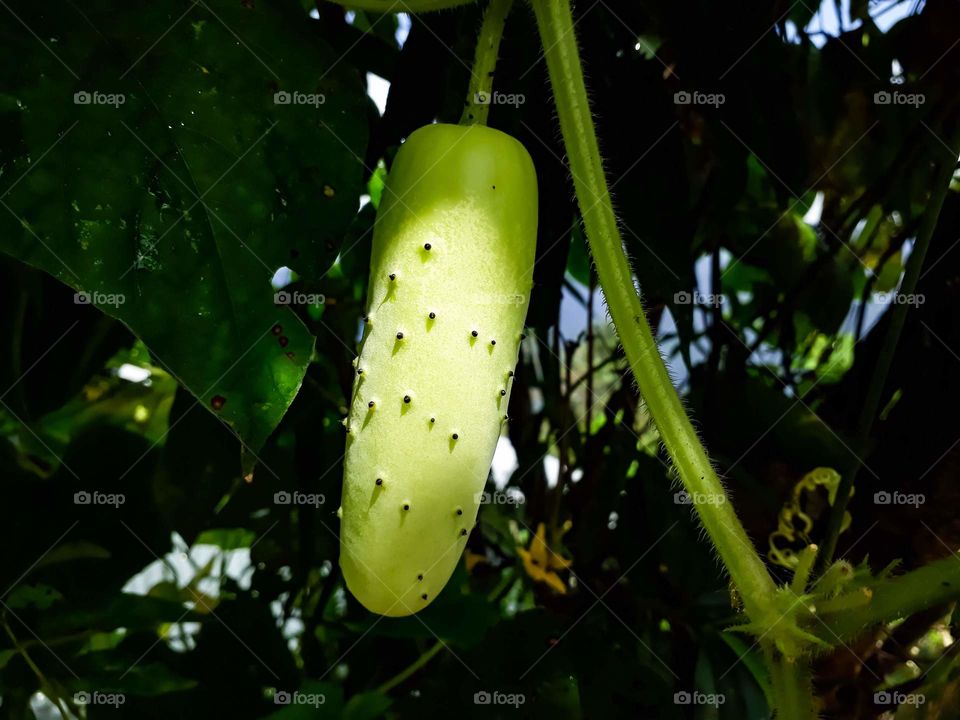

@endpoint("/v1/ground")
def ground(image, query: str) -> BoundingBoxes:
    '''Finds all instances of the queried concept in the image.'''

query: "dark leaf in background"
[0,0,368,454]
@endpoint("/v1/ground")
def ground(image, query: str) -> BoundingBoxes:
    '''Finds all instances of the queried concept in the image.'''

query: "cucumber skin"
[339,123,538,616]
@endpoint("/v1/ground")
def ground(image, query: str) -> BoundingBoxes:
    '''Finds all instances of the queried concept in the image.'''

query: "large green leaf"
[0,0,368,454]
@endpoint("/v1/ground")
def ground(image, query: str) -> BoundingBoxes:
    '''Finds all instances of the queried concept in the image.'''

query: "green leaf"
[814,333,855,385]
[0,649,17,671]
[367,163,388,210]
[566,221,591,286]
[719,632,773,706]
[693,649,721,720]
[39,594,201,637]
[5,583,63,610]
[70,661,198,697]
[195,527,256,550]
[794,256,858,335]
[0,0,368,455]
[35,541,112,567]
[634,35,663,61]
[536,675,582,719]
[25,344,177,465]
[343,693,392,720]
[873,250,903,293]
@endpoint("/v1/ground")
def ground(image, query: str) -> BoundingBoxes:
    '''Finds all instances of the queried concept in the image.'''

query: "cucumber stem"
[460,0,513,126]
[376,640,445,693]
[528,0,778,622]
[766,646,818,720]
[817,554,960,641]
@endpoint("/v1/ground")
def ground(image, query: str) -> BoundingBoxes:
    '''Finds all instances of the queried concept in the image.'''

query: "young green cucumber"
[339,123,537,616]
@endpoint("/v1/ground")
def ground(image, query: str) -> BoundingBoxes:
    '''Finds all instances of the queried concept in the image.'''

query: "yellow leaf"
[517,523,571,593]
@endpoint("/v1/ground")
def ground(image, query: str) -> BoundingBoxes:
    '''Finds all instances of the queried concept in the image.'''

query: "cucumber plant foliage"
[0,0,368,454]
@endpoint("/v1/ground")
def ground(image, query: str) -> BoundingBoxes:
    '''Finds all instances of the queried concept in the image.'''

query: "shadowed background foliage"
[0,0,958,717]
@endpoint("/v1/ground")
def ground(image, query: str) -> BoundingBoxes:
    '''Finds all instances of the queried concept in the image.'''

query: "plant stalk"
[460,0,513,126]
[376,641,445,694]
[766,644,818,720]
[816,554,960,642]
[528,0,778,622]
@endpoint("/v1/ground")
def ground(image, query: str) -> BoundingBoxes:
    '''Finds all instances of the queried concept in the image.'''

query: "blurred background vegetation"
[0,0,958,717]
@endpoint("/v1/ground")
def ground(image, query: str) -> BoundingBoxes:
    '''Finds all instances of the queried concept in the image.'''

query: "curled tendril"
[768,467,852,570]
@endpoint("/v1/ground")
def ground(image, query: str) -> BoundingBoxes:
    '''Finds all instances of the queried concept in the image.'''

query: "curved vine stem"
[376,640,445,694]
[3,618,72,719]
[527,0,777,622]
[460,0,513,126]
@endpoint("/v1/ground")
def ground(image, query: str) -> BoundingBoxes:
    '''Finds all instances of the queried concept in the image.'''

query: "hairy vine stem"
[460,0,513,126]
[528,0,777,621]
[766,648,817,720]
[816,553,960,641]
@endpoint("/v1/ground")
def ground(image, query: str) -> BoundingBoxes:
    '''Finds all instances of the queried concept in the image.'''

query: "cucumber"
[338,123,537,616]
